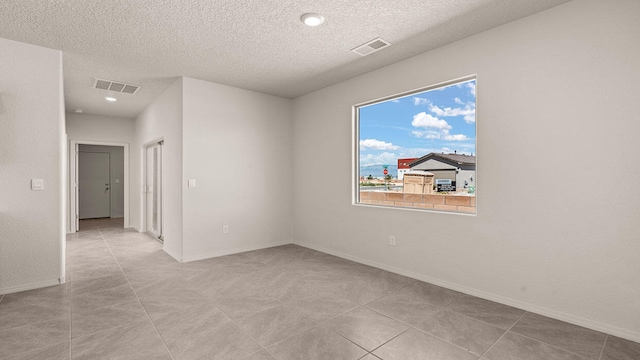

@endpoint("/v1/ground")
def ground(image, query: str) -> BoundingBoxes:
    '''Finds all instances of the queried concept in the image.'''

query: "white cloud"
[428,103,475,124]
[443,134,469,141]
[454,97,464,105]
[411,113,469,141]
[411,112,451,130]
[413,97,430,106]
[390,99,400,103]
[359,139,399,150]
[467,82,476,97]
[360,152,398,166]
[412,130,469,141]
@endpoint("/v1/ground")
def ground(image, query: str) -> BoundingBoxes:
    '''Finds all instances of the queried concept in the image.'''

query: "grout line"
[510,331,598,359]
[483,311,600,360]
[598,335,609,360]
[479,311,527,358]
[214,299,319,359]
[97,225,176,360]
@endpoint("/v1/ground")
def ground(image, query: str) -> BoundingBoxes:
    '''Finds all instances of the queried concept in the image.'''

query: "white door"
[79,152,111,219]
[145,142,163,240]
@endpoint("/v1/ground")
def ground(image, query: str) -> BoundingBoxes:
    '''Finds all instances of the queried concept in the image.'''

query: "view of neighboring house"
[408,152,476,191]
[397,158,418,180]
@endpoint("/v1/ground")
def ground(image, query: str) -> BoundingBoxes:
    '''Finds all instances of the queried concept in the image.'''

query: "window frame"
[352,75,477,215]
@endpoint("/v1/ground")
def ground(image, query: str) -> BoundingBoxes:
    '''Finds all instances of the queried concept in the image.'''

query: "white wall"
[134,78,183,259]
[66,113,134,143]
[181,77,293,261]
[0,37,65,294]
[292,0,640,341]
[78,145,125,218]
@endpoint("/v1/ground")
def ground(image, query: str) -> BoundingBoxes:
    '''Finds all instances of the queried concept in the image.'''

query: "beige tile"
[71,299,148,338]
[71,283,137,313]
[267,326,367,360]
[68,264,123,282]
[0,294,70,331]
[214,294,283,321]
[265,271,345,302]
[6,341,69,360]
[287,295,359,321]
[199,271,270,300]
[483,332,589,360]
[71,319,166,360]
[163,317,261,360]
[151,303,224,339]
[0,317,70,358]
[359,355,382,360]
[373,328,477,360]
[416,310,504,355]
[394,281,465,308]
[238,304,316,346]
[338,270,416,305]
[137,281,212,318]
[322,307,409,351]
[242,349,277,360]
[366,291,441,326]
[124,265,200,291]
[447,295,525,329]
[510,312,606,359]
[601,336,640,360]
[70,273,129,296]
[0,284,69,305]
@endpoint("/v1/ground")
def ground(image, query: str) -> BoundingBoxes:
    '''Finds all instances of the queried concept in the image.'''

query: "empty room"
[0,1,639,359]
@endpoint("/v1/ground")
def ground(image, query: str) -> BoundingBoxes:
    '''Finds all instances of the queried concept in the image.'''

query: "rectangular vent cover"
[93,78,140,95]
[351,38,391,56]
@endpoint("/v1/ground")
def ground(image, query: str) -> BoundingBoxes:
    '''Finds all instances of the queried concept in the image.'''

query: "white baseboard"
[163,246,182,263]
[179,241,293,263]
[295,241,640,343]
[0,279,63,295]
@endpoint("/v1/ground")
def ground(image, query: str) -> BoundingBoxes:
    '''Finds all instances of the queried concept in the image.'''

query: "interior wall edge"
[180,240,293,263]
[0,279,62,296]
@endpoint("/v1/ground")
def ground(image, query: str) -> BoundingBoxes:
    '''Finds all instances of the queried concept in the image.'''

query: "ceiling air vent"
[351,38,391,56]
[93,78,141,95]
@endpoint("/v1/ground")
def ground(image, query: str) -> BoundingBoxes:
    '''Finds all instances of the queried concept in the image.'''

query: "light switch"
[31,179,44,190]
[115,179,120,184]
[188,179,196,188]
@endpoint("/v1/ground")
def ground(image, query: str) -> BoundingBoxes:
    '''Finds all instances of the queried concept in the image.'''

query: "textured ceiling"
[0,0,571,119]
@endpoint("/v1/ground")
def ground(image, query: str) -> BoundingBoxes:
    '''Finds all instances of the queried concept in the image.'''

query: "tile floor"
[1,218,639,360]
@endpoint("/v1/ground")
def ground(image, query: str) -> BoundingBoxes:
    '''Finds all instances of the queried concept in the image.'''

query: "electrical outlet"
[389,235,396,246]
[222,225,229,234]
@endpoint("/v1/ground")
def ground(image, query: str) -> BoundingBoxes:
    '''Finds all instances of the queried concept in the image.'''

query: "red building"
[397,157,418,180]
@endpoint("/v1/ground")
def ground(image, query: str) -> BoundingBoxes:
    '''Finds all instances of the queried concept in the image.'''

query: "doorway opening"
[144,140,163,242]
[68,140,130,233]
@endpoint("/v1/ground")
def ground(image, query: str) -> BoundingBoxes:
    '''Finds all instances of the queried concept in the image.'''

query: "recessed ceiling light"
[301,13,324,27]
[74,109,83,113]
[105,97,117,102]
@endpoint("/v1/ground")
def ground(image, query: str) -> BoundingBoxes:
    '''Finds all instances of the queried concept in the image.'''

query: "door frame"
[68,139,130,233]
[142,139,164,241]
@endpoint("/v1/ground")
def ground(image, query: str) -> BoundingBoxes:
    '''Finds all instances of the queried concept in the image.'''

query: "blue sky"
[359,79,476,167]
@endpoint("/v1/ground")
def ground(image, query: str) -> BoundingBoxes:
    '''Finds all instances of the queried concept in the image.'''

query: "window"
[354,76,476,214]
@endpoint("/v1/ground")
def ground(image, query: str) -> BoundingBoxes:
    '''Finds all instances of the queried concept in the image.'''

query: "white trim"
[141,138,164,241]
[295,240,640,343]
[68,139,130,232]
[0,279,62,295]
[168,240,293,263]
